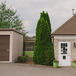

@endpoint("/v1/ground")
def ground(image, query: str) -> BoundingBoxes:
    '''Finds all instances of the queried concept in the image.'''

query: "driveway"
[0,63,76,76]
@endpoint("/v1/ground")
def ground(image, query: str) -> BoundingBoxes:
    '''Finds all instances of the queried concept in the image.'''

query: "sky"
[0,0,76,37]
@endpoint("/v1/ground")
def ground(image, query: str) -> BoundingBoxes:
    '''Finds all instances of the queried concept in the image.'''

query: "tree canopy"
[0,2,24,32]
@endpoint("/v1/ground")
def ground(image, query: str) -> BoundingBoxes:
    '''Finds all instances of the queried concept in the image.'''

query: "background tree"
[33,11,54,65]
[0,2,24,32]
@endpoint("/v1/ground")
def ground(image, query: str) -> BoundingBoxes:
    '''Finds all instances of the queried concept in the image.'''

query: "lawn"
[25,51,34,58]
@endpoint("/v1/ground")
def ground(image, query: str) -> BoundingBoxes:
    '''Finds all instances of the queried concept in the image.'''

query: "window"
[74,42,76,48]
[61,43,67,54]
[63,56,66,59]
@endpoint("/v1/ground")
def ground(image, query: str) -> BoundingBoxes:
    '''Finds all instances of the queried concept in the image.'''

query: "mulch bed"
[25,57,52,68]
[25,57,34,64]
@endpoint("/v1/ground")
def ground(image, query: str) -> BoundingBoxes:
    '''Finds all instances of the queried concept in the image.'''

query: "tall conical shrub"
[33,11,54,65]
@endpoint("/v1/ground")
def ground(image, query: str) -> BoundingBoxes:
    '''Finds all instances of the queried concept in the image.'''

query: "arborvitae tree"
[33,11,54,65]
[40,11,51,32]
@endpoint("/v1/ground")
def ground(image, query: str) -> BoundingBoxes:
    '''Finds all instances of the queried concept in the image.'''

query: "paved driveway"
[0,63,76,76]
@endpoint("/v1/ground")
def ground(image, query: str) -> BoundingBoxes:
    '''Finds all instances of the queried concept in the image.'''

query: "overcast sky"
[0,0,76,36]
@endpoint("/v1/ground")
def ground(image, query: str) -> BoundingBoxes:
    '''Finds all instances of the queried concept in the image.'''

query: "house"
[52,14,76,66]
[0,29,23,63]
[25,37,35,51]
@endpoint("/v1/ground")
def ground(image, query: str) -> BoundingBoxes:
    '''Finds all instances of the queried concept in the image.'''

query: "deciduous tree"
[0,2,24,32]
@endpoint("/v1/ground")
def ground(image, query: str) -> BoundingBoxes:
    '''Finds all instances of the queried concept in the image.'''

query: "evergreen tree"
[40,11,51,32]
[33,11,54,65]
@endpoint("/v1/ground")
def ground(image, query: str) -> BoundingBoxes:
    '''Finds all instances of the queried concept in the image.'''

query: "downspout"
[50,34,54,49]
[53,36,54,51]
[52,36,54,51]
[50,34,54,60]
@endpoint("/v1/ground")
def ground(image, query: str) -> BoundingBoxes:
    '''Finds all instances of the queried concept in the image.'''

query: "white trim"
[0,61,12,63]
[9,32,13,62]
[54,35,76,39]
[58,41,71,66]
[0,31,13,63]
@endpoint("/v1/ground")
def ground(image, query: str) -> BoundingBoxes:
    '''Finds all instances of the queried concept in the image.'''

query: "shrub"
[18,56,27,63]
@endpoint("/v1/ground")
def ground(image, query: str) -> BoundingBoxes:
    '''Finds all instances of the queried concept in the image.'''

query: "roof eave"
[51,34,76,35]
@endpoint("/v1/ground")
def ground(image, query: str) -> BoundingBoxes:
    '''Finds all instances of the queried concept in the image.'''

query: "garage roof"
[0,28,23,35]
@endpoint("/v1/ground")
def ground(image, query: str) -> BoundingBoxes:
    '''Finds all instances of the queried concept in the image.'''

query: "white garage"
[0,29,23,63]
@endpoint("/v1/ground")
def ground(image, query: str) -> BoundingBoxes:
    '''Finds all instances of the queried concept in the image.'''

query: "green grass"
[25,51,34,58]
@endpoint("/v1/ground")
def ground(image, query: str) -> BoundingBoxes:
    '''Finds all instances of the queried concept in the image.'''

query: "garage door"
[0,35,10,61]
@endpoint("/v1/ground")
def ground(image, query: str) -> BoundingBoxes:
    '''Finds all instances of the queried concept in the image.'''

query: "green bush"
[18,56,27,63]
